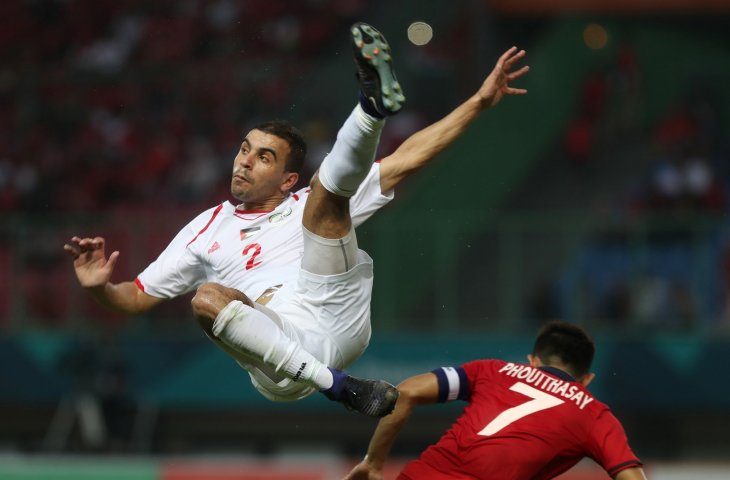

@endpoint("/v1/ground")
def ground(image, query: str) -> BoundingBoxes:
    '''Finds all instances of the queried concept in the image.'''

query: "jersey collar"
[234,193,292,214]
[539,366,576,382]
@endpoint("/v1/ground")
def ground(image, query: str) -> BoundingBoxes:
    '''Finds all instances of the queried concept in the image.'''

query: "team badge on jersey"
[268,207,293,224]
[240,227,260,240]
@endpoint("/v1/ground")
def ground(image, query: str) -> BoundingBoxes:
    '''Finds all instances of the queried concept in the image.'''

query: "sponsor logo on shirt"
[208,241,220,254]
[240,226,261,240]
[268,207,293,224]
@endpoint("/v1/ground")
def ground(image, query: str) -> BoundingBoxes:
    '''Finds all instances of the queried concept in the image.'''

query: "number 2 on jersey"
[242,243,262,270]
[478,382,564,436]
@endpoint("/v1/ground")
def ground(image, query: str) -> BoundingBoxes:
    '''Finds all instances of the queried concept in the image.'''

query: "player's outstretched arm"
[63,236,163,315]
[615,467,648,480]
[378,46,529,192]
[343,372,440,480]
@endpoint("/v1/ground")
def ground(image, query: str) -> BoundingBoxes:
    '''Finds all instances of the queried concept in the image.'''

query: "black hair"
[252,120,307,173]
[532,320,595,378]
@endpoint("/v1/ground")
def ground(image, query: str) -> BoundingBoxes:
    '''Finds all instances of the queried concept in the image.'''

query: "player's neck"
[539,365,576,382]
[239,194,289,212]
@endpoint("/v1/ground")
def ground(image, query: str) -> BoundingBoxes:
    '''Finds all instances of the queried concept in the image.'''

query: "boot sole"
[351,23,405,115]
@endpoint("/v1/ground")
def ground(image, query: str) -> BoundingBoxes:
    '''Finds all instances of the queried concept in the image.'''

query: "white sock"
[318,104,385,197]
[212,300,334,389]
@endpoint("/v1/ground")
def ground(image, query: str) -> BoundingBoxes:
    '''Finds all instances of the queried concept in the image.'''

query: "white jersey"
[136,162,392,302]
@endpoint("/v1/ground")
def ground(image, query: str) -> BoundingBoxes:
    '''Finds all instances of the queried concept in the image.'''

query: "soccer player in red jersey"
[345,321,647,480]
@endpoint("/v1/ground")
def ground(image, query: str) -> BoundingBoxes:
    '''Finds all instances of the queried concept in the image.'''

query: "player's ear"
[579,372,595,387]
[527,354,539,367]
[281,171,299,192]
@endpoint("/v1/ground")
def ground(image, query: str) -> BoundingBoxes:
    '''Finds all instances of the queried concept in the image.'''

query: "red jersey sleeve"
[586,407,642,476]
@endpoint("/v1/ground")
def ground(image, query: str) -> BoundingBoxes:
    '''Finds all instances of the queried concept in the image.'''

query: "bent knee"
[191,283,216,314]
[192,283,241,337]
[193,282,220,299]
[191,283,251,316]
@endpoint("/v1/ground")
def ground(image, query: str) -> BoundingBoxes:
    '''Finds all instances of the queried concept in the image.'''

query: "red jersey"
[398,360,641,480]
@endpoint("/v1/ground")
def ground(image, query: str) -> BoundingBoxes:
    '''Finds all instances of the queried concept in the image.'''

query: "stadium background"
[2,0,730,478]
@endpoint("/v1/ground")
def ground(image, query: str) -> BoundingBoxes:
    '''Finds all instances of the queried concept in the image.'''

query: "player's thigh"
[298,256,374,366]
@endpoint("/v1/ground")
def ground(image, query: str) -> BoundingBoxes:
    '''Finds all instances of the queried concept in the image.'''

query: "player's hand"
[343,461,383,480]
[477,46,529,109]
[63,236,120,288]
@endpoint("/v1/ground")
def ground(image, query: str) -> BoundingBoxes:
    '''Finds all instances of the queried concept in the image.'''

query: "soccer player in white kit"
[64,30,530,417]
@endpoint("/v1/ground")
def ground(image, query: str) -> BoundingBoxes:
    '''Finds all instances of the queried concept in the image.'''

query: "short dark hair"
[253,120,307,173]
[532,320,595,378]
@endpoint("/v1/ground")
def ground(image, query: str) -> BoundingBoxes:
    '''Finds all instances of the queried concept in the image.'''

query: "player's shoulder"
[461,358,506,378]
[190,201,234,226]
[463,358,507,369]
[290,185,313,202]
[584,394,613,416]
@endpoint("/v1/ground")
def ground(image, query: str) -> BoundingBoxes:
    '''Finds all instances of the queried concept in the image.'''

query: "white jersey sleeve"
[350,162,394,227]
[136,203,225,299]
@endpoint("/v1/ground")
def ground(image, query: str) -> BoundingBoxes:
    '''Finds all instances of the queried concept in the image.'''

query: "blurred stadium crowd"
[0,0,729,337]
[0,0,372,213]
[535,41,730,334]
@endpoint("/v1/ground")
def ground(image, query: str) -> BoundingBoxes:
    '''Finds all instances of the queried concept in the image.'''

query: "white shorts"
[240,249,374,402]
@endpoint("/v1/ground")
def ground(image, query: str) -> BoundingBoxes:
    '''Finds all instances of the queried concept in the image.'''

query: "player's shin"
[212,300,334,389]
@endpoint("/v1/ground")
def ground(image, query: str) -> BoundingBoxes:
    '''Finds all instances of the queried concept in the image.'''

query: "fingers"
[106,251,120,270]
[507,65,530,82]
[503,48,526,71]
[75,236,105,251]
[64,236,85,258]
[77,237,94,249]
[63,243,80,259]
[501,47,526,71]
[497,46,518,68]
[505,87,528,95]
[64,236,107,258]
[84,237,105,249]
[501,49,529,95]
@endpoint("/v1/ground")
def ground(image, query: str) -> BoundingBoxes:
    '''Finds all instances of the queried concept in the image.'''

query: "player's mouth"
[233,173,251,183]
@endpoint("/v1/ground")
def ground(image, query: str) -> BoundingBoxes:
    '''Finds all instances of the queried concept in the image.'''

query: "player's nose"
[236,151,254,168]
